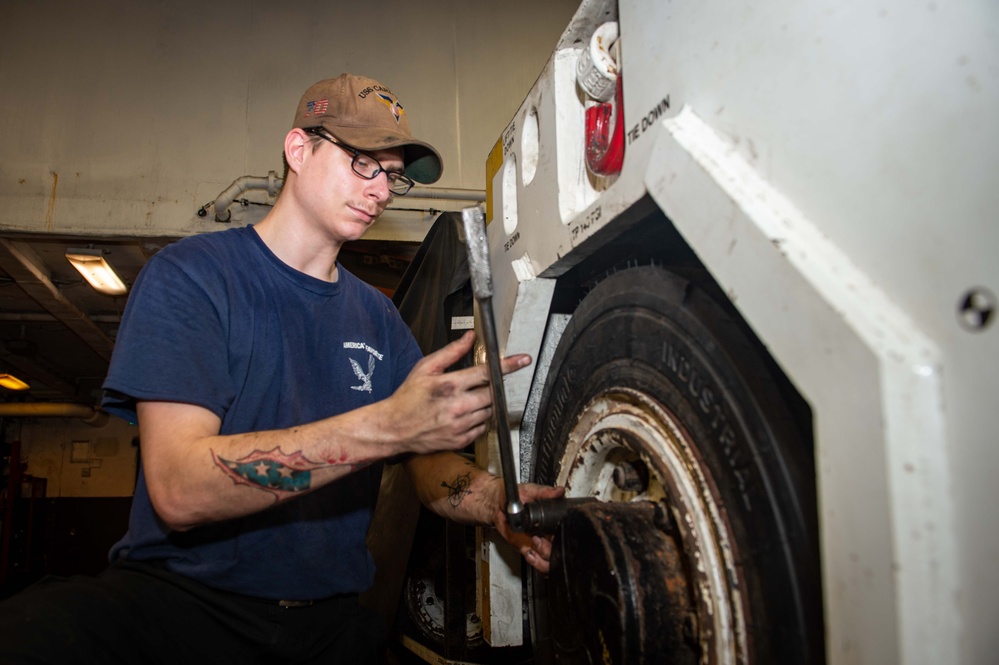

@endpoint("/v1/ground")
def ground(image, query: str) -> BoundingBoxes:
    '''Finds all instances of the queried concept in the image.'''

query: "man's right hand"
[379,330,531,454]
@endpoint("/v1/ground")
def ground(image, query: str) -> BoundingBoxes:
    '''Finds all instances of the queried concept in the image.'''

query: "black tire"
[529,266,823,664]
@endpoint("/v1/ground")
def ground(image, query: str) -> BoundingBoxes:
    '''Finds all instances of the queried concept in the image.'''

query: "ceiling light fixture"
[65,248,128,296]
[0,373,30,391]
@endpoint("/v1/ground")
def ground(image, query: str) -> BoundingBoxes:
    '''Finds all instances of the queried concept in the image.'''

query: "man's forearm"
[404,452,503,526]
[139,400,403,531]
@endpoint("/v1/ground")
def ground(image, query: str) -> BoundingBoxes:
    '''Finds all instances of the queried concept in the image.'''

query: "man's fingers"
[500,353,532,375]
[493,508,554,575]
[417,330,476,374]
[518,535,551,574]
[421,329,532,379]
[457,352,532,389]
[431,351,532,396]
[532,535,553,560]
[518,483,566,504]
[524,548,550,574]
[397,334,533,454]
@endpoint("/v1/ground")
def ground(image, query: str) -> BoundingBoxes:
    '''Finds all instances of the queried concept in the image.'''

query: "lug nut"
[612,460,650,492]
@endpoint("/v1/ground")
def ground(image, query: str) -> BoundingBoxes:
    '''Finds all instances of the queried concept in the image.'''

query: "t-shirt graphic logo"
[349,354,376,393]
[344,342,384,393]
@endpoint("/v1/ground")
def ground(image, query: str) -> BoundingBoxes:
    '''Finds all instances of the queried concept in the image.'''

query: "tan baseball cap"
[292,74,443,184]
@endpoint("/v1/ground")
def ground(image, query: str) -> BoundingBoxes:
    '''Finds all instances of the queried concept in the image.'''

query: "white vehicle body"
[473,1,999,663]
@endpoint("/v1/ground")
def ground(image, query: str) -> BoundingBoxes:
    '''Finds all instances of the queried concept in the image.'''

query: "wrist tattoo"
[213,448,324,498]
[441,472,473,509]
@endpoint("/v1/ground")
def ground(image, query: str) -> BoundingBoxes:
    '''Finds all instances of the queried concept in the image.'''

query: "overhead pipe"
[406,187,485,201]
[0,402,109,427]
[212,171,284,223]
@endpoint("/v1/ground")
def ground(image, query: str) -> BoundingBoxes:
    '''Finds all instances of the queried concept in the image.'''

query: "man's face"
[298,137,406,243]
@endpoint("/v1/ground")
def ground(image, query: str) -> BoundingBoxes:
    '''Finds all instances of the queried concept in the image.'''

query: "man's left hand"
[493,483,566,574]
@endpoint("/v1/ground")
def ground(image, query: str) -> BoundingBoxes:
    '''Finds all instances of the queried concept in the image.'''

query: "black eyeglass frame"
[304,127,414,196]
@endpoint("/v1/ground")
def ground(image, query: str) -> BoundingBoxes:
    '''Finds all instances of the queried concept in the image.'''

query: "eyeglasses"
[304,128,414,196]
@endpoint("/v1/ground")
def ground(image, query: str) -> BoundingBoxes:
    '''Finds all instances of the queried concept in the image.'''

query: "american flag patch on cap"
[304,99,329,118]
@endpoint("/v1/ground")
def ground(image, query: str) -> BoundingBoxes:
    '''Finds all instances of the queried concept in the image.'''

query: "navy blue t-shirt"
[102,225,422,599]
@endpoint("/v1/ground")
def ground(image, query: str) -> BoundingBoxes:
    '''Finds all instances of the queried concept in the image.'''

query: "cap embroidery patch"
[304,98,329,118]
[375,92,405,123]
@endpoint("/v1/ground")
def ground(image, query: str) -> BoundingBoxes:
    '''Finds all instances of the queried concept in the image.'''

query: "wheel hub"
[548,500,699,664]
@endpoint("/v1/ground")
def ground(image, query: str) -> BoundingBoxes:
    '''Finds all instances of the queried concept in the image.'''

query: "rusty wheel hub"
[548,500,699,664]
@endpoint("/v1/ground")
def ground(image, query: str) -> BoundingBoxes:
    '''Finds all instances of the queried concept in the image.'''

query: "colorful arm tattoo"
[212,448,331,498]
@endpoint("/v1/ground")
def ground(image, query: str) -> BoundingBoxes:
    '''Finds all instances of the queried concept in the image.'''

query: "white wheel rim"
[555,387,748,664]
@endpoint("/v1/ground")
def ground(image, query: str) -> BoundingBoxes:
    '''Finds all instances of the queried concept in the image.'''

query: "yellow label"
[484,137,504,226]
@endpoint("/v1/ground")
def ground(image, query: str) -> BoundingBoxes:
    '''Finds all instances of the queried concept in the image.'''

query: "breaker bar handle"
[462,206,526,531]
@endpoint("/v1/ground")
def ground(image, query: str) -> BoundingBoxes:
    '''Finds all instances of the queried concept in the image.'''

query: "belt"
[220,589,357,609]
[276,599,315,608]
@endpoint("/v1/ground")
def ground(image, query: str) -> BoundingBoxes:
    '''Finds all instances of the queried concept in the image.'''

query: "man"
[0,74,561,663]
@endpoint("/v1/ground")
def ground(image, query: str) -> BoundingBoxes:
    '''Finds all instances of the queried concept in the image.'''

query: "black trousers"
[0,559,386,664]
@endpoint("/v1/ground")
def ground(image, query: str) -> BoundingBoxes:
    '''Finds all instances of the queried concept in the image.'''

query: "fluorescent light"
[0,373,30,391]
[65,248,128,296]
